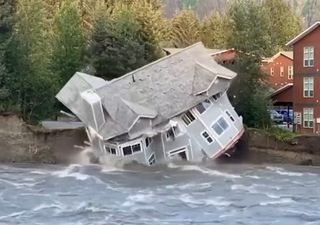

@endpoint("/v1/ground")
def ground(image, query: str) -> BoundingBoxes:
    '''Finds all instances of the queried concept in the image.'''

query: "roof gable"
[286,21,320,46]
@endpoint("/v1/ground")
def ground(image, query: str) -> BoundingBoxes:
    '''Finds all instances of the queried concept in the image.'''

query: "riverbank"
[1,114,320,165]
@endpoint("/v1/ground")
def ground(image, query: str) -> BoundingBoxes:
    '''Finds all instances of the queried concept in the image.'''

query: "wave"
[266,166,303,177]
[259,198,295,206]
[51,164,90,181]
[168,163,241,179]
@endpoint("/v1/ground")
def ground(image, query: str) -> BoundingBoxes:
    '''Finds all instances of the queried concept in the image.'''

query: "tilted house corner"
[56,42,244,166]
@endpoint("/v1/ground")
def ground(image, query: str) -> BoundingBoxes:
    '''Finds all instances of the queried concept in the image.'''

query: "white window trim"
[148,153,156,165]
[210,116,230,136]
[270,67,274,76]
[280,66,284,77]
[120,140,143,156]
[288,66,293,80]
[303,77,314,98]
[303,46,314,67]
[303,108,314,128]
[201,130,214,145]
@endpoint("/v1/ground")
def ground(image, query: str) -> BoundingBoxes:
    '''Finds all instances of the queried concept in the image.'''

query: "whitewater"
[0,161,320,225]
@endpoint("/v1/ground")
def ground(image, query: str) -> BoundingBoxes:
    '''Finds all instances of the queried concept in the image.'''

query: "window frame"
[201,130,214,144]
[288,66,293,80]
[225,110,235,122]
[280,66,284,77]
[303,77,314,98]
[148,153,156,166]
[121,142,142,156]
[303,108,314,128]
[304,46,314,67]
[270,67,274,76]
[181,111,195,126]
[211,116,230,136]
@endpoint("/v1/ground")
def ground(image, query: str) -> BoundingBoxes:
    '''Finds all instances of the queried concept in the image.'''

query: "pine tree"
[170,10,200,48]
[200,12,230,49]
[0,0,15,110]
[7,0,58,122]
[51,0,86,86]
[87,6,146,80]
[263,0,302,54]
[226,0,272,128]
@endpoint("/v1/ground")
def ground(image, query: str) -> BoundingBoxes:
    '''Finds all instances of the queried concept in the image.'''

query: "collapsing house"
[56,42,244,166]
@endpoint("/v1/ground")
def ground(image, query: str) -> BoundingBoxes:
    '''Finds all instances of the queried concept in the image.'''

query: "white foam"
[169,164,241,179]
[260,198,295,206]
[0,210,26,220]
[266,166,303,177]
[33,203,64,212]
[51,165,90,181]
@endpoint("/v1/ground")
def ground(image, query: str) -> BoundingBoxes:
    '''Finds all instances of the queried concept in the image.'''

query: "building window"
[270,67,274,76]
[105,146,116,155]
[145,137,152,148]
[280,66,284,77]
[201,131,214,144]
[181,111,195,126]
[304,47,314,67]
[195,99,211,114]
[122,143,142,156]
[166,128,175,141]
[148,154,156,166]
[288,66,293,80]
[303,77,314,97]
[210,93,221,102]
[303,108,314,128]
[226,110,235,122]
[212,117,229,136]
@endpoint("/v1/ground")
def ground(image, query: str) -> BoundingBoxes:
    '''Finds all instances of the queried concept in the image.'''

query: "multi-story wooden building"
[287,21,320,133]
[261,51,294,90]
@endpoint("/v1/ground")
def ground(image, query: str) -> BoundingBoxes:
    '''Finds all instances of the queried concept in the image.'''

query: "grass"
[248,126,299,142]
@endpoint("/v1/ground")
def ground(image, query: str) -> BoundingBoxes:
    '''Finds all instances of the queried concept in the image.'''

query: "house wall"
[261,54,293,89]
[292,26,320,134]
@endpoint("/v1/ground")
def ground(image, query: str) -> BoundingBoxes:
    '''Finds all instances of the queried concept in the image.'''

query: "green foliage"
[6,0,58,122]
[51,0,86,86]
[257,127,298,142]
[0,0,15,111]
[200,12,230,49]
[87,6,146,80]
[263,0,302,55]
[170,10,200,48]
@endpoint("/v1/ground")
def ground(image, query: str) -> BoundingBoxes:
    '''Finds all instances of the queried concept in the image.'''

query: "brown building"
[261,51,293,90]
[287,21,320,134]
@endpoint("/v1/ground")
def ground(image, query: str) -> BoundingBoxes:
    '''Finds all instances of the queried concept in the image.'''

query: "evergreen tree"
[52,0,86,86]
[200,12,230,49]
[0,0,15,110]
[87,6,146,80]
[263,0,302,54]
[7,0,58,122]
[226,0,271,128]
[170,10,200,48]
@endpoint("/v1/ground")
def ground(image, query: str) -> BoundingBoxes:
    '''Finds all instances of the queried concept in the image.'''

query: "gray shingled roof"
[57,42,237,141]
[96,42,236,140]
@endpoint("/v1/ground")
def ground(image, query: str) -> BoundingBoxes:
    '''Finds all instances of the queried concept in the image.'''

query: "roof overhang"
[270,83,293,98]
[286,21,320,46]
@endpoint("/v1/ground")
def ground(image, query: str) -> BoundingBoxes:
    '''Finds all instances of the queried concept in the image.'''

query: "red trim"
[211,128,245,159]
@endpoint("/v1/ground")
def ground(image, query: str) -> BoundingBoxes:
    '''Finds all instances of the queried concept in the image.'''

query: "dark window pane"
[202,132,209,138]
[132,144,141,153]
[212,123,223,135]
[185,111,195,122]
[111,148,116,154]
[207,137,213,143]
[196,103,206,114]
[123,146,132,155]
[219,117,229,130]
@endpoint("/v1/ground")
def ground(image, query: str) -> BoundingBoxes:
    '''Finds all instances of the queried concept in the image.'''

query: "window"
[166,128,175,141]
[181,111,195,126]
[304,47,314,67]
[122,143,142,156]
[270,67,274,76]
[210,93,221,102]
[148,154,156,166]
[201,131,214,144]
[280,66,284,77]
[288,66,293,80]
[212,117,229,135]
[303,108,314,128]
[195,99,211,114]
[303,77,314,97]
[226,110,235,122]
[105,146,116,155]
[145,137,152,148]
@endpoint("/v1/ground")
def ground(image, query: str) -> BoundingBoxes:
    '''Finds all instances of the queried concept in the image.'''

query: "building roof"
[163,47,228,56]
[286,21,320,46]
[58,42,237,140]
[262,51,293,63]
[270,83,293,98]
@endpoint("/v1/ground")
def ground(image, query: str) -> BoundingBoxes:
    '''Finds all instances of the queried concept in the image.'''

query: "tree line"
[0,0,301,127]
